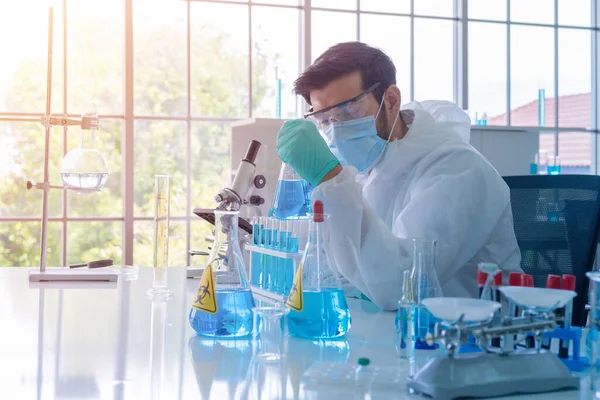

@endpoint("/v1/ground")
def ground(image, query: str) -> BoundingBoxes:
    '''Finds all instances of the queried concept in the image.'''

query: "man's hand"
[276,119,341,187]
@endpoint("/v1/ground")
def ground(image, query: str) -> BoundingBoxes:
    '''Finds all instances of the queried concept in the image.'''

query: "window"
[468,22,507,125]
[360,14,411,101]
[1,0,598,266]
[558,29,591,129]
[413,18,454,101]
[311,10,357,62]
[510,26,555,126]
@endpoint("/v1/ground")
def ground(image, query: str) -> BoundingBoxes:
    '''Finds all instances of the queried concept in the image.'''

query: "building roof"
[486,92,592,167]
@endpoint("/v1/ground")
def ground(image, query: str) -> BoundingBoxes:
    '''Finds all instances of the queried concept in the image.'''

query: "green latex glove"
[276,119,340,187]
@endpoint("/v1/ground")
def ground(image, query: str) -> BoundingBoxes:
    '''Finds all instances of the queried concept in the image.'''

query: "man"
[276,42,521,310]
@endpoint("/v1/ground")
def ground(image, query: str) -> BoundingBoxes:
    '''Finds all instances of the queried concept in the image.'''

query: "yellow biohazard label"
[285,263,304,312]
[192,264,218,314]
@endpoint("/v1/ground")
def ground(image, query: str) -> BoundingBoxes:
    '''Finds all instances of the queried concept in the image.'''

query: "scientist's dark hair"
[294,41,396,106]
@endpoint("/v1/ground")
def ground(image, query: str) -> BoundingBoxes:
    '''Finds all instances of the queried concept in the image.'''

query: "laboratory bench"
[0,267,596,399]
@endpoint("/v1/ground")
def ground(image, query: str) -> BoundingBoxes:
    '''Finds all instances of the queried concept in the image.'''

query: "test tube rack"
[247,244,302,302]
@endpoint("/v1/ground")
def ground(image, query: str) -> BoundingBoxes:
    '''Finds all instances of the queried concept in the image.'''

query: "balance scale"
[406,289,580,399]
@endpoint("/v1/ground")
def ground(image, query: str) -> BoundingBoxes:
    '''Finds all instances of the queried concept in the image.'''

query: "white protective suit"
[312,100,522,311]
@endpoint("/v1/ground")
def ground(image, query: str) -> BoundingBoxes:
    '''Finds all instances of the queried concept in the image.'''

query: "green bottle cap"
[357,357,370,366]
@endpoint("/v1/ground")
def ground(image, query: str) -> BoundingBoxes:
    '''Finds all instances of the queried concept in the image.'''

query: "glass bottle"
[189,209,255,338]
[410,238,442,349]
[286,200,351,339]
[60,100,108,191]
[270,163,312,220]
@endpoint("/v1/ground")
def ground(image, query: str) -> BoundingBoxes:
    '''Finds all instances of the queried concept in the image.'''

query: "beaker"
[189,209,255,338]
[270,163,312,220]
[286,200,351,339]
[60,100,108,191]
[252,305,289,361]
[410,238,442,349]
[537,150,549,175]
[549,155,561,175]
[147,175,173,300]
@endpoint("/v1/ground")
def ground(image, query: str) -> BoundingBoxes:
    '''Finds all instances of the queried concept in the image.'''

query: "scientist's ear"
[384,85,402,116]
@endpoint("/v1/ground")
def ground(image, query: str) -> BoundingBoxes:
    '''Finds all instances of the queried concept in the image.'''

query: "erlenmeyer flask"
[189,210,255,338]
[409,238,442,349]
[270,163,313,220]
[286,200,351,339]
[60,100,108,191]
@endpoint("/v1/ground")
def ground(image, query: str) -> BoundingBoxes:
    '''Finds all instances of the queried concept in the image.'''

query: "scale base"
[407,349,579,400]
[28,268,118,282]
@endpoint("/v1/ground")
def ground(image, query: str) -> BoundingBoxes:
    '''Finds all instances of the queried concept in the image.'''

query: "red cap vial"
[493,272,503,287]
[545,274,561,289]
[561,274,576,291]
[522,274,534,287]
[509,272,522,287]
[477,270,488,285]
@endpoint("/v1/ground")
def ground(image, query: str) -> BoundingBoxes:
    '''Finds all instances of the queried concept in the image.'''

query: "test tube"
[278,220,289,295]
[264,218,273,291]
[251,216,261,286]
[259,216,267,288]
[287,221,300,295]
[271,219,280,292]
[147,175,173,300]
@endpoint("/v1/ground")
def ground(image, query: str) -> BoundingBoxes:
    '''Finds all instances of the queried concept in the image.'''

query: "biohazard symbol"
[192,264,218,314]
[285,263,304,312]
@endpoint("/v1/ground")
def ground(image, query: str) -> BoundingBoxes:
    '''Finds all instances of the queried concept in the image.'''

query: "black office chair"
[504,175,600,326]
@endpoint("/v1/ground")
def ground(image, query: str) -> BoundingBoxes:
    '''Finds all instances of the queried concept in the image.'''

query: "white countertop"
[0,267,596,399]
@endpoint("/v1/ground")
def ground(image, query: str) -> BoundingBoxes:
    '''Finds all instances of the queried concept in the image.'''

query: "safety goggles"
[304,82,382,131]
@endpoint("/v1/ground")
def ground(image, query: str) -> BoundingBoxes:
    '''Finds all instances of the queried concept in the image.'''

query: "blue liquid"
[530,163,539,175]
[271,180,306,219]
[189,289,255,338]
[285,237,299,295]
[251,223,261,286]
[288,288,351,339]
[395,306,410,351]
[298,181,314,216]
[548,165,561,175]
[413,305,439,350]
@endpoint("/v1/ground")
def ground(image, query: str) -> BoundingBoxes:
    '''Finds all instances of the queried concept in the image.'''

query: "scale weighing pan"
[499,287,576,310]
[422,297,501,322]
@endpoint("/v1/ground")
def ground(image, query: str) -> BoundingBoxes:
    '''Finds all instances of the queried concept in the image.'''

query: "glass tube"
[147,175,173,299]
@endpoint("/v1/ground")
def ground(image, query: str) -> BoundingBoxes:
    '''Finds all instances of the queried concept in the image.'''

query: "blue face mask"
[322,101,399,173]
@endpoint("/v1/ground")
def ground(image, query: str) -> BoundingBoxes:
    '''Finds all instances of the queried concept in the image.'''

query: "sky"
[0,0,595,122]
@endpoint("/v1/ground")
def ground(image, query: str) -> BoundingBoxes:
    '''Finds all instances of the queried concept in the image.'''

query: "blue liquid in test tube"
[259,216,267,288]
[286,221,299,295]
[271,220,279,292]
[278,227,289,295]
[251,216,261,286]
[264,218,273,290]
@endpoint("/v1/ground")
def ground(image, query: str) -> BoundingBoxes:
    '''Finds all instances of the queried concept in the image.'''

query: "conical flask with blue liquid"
[270,163,313,220]
[189,209,255,338]
[286,200,351,339]
[410,238,442,349]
